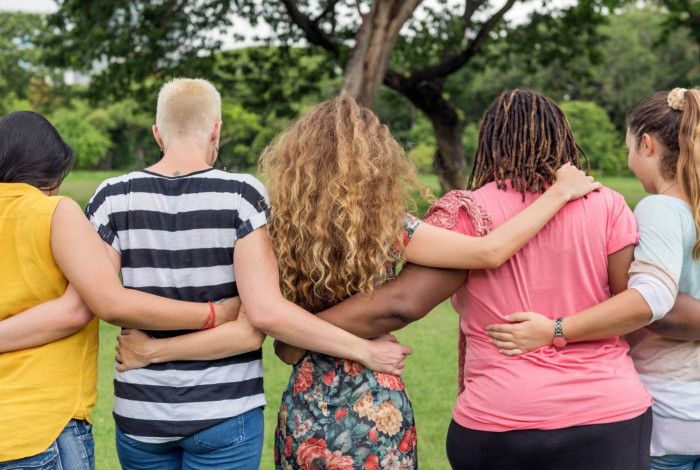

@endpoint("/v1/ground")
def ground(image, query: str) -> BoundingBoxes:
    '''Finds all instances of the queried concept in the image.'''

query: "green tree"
[44,0,629,190]
[560,101,626,175]
[50,102,112,169]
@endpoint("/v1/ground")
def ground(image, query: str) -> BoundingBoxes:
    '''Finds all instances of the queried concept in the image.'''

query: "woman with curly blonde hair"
[263,96,599,469]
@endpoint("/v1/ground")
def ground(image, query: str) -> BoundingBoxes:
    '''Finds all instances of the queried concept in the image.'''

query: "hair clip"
[667,88,687,111]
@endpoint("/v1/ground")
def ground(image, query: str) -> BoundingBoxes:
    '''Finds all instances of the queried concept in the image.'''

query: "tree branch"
[463,0,483,27]
[312,0,340,25]
[280,0,340,54]
[407,0,517,84]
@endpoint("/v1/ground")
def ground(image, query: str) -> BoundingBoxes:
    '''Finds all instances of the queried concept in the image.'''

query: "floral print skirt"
[275,353,418,469]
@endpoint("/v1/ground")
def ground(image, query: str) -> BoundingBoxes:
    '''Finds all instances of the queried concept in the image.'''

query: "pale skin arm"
[50,198,239,330]
[646,293,700,340]
[115,248,263,370]
[119,228,413,374]
[117,260,465,369]
[404,164,602,269]
[236,228,411,374]
[115,313,264,371]
[0,285,93,352]
[485,245,656,355]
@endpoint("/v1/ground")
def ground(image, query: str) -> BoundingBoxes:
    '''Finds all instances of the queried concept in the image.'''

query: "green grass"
[58,171,646,470]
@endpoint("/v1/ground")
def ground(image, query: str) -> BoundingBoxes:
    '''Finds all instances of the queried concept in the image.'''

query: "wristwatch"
[552,318,567,348]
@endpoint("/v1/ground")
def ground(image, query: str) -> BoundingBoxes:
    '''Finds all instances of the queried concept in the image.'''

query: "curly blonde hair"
[259,96,429,312]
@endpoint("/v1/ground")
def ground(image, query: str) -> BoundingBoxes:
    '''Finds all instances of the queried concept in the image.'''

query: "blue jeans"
[115,407,264,470]
[0,420,94,470]
[652,455,700,470]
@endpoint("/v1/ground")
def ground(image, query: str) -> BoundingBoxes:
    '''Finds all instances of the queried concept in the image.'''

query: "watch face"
[553,337,567,348]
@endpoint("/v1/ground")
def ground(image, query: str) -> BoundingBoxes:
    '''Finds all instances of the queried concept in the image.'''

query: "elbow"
[248,329,266,351]
[386,289,429,325]
[244,304,275,332]
[480,242,506,269]
[67,304,95,331]
[89,293,121,325]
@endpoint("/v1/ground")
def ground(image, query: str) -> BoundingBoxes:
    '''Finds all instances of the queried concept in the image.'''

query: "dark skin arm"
[275,264,467,364]
[647,293,700,340]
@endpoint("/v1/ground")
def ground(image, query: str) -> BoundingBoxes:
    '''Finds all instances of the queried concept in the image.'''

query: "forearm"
[248,298,372,362]
[563,289,652,342]
[648,293,700,340]
[0,284,93,352]
[315,264,466,338]
[98,289,213,330]
[147,319,265,362]
[51,199,221,331]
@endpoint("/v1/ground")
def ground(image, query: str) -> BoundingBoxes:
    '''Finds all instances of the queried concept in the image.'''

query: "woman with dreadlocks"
[486,89,700,469]
[274,89,653,469]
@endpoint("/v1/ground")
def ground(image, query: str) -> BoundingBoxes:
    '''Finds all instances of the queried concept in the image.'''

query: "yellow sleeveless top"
[0,183,99,461]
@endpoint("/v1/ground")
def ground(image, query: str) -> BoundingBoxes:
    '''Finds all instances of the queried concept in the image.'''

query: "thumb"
[504,312,535,322]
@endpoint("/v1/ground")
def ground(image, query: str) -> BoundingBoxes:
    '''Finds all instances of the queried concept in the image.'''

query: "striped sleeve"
[234,175,270,240]
[85,180,121,253]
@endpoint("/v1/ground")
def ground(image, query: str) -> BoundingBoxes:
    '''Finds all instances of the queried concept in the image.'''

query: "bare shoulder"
[53,197,86,226]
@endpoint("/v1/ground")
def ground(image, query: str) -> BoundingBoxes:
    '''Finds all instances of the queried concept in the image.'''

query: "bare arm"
[0,284,93,352]
[404,164,601,269]
[486,245,654,354]
[313,264,467,338]
[274,263,466,366]
[114,314,265,371]
[647,293,700,340]
[234,228,411,374]
[110,231,434,368]
[51,198,237,330]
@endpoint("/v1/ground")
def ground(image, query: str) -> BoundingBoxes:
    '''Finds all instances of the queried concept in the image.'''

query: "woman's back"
[441,182,651,431]
[0,184,98,461]
[627,195,700,456]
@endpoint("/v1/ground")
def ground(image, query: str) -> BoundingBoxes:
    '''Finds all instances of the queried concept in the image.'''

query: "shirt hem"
[452,402,652,432]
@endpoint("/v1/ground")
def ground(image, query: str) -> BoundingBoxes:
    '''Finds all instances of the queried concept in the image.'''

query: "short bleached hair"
[155,78,222,144]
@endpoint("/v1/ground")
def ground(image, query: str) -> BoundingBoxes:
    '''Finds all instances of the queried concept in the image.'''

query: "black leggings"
[446,408,652,470]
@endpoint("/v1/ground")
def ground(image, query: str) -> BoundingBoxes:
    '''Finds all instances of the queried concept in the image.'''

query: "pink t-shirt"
[427,182,652,432]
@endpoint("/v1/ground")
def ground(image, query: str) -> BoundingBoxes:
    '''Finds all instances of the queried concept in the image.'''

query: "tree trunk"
[429,111,468,191]
[340,0,422,106]
[387,77,468,191]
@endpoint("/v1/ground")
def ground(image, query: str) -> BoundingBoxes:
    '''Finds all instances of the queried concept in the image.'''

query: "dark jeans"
[446,408,652,470]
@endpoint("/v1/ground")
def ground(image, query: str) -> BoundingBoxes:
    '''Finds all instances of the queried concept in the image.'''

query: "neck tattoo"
[173,170,181,177]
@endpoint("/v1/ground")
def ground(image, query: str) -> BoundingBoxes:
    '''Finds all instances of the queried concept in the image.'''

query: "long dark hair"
[0,111,75,190]
[627,89,700,257]
[469,89,588,195]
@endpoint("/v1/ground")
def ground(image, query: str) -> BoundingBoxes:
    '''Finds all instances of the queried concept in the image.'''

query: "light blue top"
[634,194,700,298]
[631,194,700,456]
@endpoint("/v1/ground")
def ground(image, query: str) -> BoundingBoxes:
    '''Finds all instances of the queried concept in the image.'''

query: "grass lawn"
[59,170,646,470]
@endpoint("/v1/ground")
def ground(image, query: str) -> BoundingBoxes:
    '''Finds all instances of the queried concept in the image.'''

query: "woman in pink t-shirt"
[275,89,653,469]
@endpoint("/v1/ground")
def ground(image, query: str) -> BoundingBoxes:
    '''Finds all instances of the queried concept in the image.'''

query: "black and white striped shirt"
[86,168,269,443]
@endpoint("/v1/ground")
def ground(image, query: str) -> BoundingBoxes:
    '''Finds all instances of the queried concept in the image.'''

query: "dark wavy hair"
[0,111,75,190]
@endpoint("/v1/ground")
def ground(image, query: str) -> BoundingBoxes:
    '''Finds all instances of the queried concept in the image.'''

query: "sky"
[0,0,575,48]
[0,0,575,23]
[0,0,57,13]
